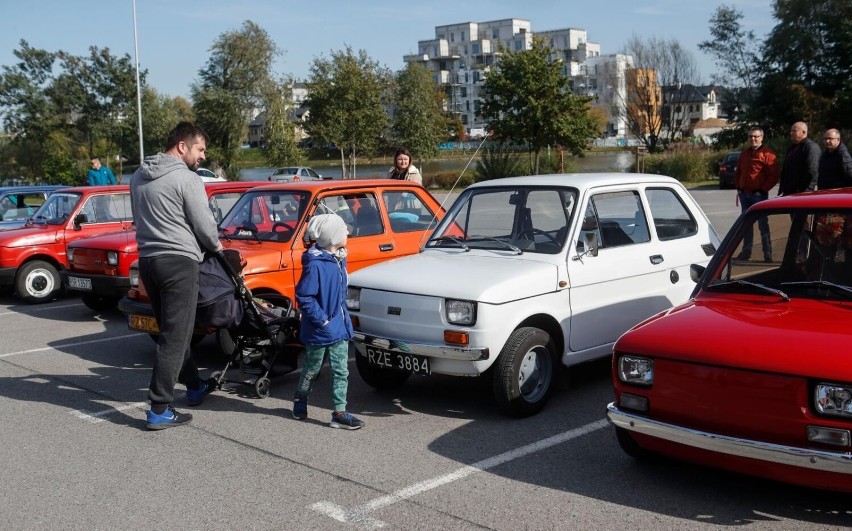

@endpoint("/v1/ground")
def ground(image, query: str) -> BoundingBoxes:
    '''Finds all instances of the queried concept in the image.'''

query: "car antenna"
[419,131,493,247]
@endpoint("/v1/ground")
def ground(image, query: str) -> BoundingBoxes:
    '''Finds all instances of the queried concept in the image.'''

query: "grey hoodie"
[130,153,219,261]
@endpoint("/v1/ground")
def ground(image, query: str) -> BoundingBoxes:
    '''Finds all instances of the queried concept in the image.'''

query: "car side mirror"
[690,263,706,283]
[73,213,88,230]
[572,232,599,260]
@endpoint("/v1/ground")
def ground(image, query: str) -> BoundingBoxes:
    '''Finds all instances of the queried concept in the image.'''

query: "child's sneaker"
[292,398,308,420]
[146,407,193,430]
[330,411,364,430]
[186,378,216,407]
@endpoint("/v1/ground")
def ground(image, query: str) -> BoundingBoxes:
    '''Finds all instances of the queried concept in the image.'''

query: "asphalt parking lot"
[1,186,849,529]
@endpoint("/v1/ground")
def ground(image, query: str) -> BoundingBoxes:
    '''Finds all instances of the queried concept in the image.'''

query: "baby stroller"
[196,250,303,398]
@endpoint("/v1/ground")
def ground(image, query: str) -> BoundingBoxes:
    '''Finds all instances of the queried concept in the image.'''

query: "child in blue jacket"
[292,214,364,430]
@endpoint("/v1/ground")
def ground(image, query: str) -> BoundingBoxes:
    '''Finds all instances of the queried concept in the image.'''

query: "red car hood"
[67,228,136,252]
[0,223,58,248]
[616,295,852,380]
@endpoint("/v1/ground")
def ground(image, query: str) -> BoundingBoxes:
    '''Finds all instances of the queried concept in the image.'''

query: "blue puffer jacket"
[295,244,353,345]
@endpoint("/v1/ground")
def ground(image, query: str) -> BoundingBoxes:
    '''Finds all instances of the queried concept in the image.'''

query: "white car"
[196,168,226,182]
[346,173,721,417]
[267,166,324,182]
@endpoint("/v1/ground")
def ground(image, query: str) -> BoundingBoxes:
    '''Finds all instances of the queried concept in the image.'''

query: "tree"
[304,46,391,178]
[192,21,279,177]
[698,5,760,122]
[479,37,599,175]
[613,36,700,152]
[391,62,446,165]
[263,79,306,167]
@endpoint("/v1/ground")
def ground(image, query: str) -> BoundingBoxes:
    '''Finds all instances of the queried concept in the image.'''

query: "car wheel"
[15,260,60,304]
[492,327,555,418]
[615,426,653,460]
[81,294,120,312]
[355,349,411,389]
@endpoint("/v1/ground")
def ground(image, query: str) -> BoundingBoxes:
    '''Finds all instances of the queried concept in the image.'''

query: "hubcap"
[26,269,54,297]
[517,345,552,402]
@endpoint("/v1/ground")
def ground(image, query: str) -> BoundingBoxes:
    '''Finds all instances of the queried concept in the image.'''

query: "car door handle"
[379,244,394,252]
[649,254,664,265]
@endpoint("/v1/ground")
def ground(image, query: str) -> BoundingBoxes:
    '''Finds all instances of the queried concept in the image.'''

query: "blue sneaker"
[146,407,193,430]
[330,411,364,430]
[186,379,216,407]
[292,398,308,420]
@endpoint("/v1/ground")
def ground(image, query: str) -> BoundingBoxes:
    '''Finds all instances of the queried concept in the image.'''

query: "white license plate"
[67,276,92,290]
[129,315,160,333]
[364,345,430,376]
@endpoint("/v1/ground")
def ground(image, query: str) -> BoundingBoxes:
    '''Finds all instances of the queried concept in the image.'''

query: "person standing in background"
[87,157,117,186]
[734,127,778,262]
[778,122,819,196]
[817,129,852,190]
[388,148,423,185]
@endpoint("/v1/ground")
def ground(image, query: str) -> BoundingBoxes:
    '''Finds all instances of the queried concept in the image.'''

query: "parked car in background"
[62,181,255,311]
[346,173,720,417]
[0,185,66,230]
[718,151,739,189]
[197,168,226,182]
[0,185,132,303]
[119,179,444,339]
[267,166,325,182]
[608,189,852,493]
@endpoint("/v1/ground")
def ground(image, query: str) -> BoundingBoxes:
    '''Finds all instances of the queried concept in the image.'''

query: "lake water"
[238,151,634,182]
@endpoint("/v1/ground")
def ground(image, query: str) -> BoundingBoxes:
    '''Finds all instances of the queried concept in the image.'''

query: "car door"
[62,192,133,242]
[566,186,673,352]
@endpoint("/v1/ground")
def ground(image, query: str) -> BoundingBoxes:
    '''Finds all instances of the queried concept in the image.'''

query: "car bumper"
[61,271,130,296]
[118,296,154,318]
[607,403,852,475]
[0,266,16,286]
[351,332,489,362]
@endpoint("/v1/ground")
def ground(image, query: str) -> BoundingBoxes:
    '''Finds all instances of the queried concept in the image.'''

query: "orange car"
[118,179,444,337]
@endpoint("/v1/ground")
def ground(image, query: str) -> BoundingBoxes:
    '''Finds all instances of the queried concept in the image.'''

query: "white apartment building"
[404,18,631,139]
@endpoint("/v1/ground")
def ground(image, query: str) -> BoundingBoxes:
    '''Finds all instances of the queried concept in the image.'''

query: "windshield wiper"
[428,235,470,251]
[466,235,523,255]
[706,279,790,301]
[781,280,852,299]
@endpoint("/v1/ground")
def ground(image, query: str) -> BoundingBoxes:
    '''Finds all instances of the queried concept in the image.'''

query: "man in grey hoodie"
[131,121,223,430]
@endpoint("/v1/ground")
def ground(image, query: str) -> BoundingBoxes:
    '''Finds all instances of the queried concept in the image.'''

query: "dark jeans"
[738,191,771,259]
[139,255,201,408]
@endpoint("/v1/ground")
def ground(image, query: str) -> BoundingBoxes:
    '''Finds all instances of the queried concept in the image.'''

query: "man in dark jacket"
[779,121,820,196]
[817,129,852,190]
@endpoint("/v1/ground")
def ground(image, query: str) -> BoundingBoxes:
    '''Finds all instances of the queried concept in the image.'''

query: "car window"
[209,193,243,224]
[317,193,383,237]
[32,192,81,225]
[79,194,133,223]
[383,191,438,233]
[646,188,698,240]
[307,169,320,178]
[220,190,308,242]
[583,191,648,249]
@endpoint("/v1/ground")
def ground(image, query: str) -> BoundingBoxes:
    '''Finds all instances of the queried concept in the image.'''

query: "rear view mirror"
[584,232,599,257]
[73,213,88,230]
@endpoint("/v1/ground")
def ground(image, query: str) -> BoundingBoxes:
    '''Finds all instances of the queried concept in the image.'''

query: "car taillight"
[293,175,300,182]
[720,164,728,172]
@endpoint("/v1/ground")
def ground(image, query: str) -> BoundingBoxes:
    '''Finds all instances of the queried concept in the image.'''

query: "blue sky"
[1,0,775,99]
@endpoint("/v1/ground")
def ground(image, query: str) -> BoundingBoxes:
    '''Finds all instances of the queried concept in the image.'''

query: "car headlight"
[67,248,74,262]
[129,266,139,288]
[446,299,476,326]
[346,287,361,311]
[107,251,118,266]
[618,355,654,386]
[815,383,852,418]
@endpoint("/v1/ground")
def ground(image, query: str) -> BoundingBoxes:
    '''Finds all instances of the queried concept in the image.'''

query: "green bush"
[638,145,720,182]
[473,145,524,181]
[424,170,474,190]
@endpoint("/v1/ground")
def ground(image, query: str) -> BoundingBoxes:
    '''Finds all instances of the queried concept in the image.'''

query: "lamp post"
[132,0,144,164]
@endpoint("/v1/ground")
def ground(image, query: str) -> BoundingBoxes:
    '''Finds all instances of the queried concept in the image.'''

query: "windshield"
[427,187,577,254]
[219,190,309,243]
[705,208,852,300]
[31,192,82,225]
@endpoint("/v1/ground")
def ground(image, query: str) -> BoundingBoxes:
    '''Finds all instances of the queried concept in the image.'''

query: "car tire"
[81,294,120,312]
[492,327,555,418]
[16,260,60,304]
[615,426,653,460]
[355,348,411,389]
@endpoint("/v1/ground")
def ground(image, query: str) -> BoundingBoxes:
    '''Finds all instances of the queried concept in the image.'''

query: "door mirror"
[583,232,598,257]
[73,213,88,230]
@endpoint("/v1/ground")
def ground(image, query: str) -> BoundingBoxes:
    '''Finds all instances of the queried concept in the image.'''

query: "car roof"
[50,185,130,193]
[750,188,852,211]
[246,179,427,193]
[466,173,684,192]
[0,185,67,194]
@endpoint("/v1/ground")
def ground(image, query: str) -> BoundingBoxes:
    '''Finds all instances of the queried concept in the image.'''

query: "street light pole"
[132,0,144,164]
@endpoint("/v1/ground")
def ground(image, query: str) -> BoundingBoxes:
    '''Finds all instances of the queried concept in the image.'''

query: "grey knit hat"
[307,214,348,249]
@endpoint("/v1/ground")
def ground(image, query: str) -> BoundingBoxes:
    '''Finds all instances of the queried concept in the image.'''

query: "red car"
[0,185,133,303]
[608,189,852,493]
[62,181,255,311]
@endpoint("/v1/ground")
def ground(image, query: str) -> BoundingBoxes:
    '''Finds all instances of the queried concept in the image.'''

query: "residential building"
[247,81,309,147]
[625,68,662,138]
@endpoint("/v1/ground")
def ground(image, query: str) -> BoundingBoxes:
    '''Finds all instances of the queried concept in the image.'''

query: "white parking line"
[311,418,610,528]
[0,332,143,358]
[0,302,85,316]
[71,401,149,423]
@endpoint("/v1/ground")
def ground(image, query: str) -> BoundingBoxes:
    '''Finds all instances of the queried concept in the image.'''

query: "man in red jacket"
[734,126,779,262]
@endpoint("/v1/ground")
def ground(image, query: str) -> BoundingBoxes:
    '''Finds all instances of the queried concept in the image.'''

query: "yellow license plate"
[129,315,160,333]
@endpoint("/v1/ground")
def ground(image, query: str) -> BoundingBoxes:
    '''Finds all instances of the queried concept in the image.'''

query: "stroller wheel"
[255,377,271,399]
[210,371,224,389]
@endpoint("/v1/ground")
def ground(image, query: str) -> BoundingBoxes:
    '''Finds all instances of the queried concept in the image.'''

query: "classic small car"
[0,185,66,229]
[608,189,852,493]
[118,179,444,338]
[346,173,720,417]
[62,181,255,311]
